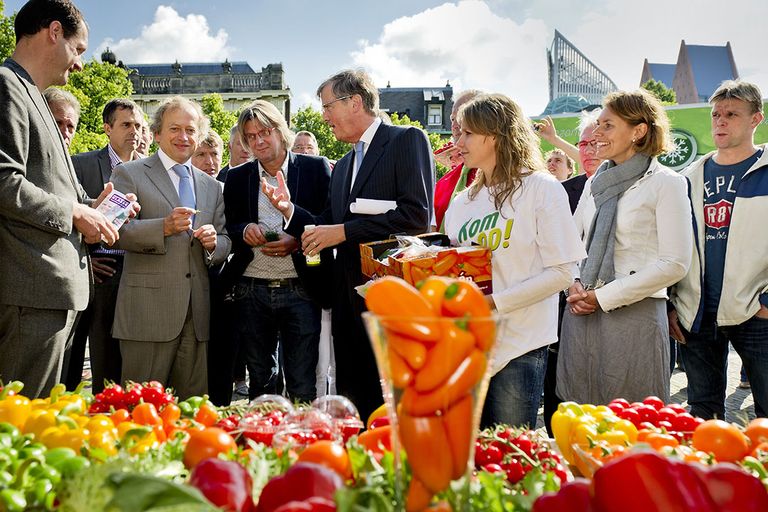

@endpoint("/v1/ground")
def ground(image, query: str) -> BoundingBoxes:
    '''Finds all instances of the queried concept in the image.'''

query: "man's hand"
[261,234,298,258]
[755,304,768,320]
[668,308,686,343]
[193,224,217,251]
[261,171,294,218]
[91,256,116,284]
[566,280,598,315]
[533,116,558,145]
[125,192,140,222]
[300,224,346,256]
[73,202,119,245]
[243,223,268,247]
[163,207,195,236]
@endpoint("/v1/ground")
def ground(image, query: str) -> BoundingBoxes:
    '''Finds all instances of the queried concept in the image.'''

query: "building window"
[427,104,442,126]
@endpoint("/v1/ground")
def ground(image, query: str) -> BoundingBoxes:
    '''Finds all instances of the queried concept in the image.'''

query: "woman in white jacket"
[557,90,693,405]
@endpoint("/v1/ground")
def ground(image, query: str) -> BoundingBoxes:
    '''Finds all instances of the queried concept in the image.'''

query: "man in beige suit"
[110,97,230,399]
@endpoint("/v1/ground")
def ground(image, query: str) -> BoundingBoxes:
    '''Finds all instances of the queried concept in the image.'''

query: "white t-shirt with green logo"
[444,170,586,373]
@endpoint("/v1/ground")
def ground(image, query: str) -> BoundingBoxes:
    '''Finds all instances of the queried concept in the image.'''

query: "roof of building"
[542,94,592,116]
[127,61,256,76]
[686,44,737,99]
[646,63,677,88]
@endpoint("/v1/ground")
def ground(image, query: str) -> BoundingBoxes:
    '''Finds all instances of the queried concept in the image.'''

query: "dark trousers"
[206,265,237,406]
[679,312,768,419]
[232,277,320,403]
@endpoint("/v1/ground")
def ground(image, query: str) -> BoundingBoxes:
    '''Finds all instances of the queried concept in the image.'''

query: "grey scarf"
[580,153,652,289]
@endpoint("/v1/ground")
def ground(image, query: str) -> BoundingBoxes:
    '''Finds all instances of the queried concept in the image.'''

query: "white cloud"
[95,6,232,64]
[350,0,551,115]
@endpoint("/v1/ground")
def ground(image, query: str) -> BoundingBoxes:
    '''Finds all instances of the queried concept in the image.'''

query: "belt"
[243,277,299,288]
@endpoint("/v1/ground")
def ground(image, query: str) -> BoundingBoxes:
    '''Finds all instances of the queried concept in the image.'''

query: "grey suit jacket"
[0,59,90,311]
[109,154,231,342]
[72,146,111,199]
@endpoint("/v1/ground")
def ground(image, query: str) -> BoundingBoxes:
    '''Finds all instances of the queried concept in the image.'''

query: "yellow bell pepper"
[39,417,86,451]
[88,429,118,457]
[0,394,31,429]
[23,408,58,438]
[551,402,587,465]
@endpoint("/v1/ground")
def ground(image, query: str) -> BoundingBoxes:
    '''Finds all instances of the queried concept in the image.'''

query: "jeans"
[482,345,548,428]
[232,278,320,402]
[679,312,768,419]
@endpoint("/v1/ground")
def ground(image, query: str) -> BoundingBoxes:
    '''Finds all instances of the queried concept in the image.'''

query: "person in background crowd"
[0,0,127,398]
[218,124,252,184]
[292,130,320,156]
[136,119,152,157]
[669,80,768,419]
[44,87,80,149]
[110,96,230,399]
[192,129,224,179]
[558,89,692,405]
[545,148,575,182]
[68,98,144,392]
[443,93,585,428]
[224,100,331,402]
[433,89,482,230]
[262,69,434,419]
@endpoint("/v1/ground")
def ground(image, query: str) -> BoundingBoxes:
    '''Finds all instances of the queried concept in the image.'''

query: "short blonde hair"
[237,100,294,150]
[150,96,209,137]
[602,89,671,157]
[200,129,223,151]
[545,148,575,171]
[710,80,763,114]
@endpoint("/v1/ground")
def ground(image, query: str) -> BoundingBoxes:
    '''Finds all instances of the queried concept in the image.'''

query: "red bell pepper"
[532,479,593,512]
[189,458,254,512]
[693,462,768,512]
[256,462,342,512]
[273,497,336,512]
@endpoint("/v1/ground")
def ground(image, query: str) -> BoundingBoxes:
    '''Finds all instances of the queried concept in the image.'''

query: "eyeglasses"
[244,126,275,143]
[578,140,598,149]
[321,95,352,111]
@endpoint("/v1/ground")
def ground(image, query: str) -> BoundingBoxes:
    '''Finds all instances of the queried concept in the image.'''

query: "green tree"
[0,1,15,62]
[389,112,450,179]
[201,93,239,164]
[64,59,133,154]
[291,105,350,161]
[642,79,676,105]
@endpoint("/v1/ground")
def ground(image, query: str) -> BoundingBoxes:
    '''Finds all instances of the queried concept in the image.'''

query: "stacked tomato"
[89,381,174,414]
[475,426,569,485]
[606,396,704,442]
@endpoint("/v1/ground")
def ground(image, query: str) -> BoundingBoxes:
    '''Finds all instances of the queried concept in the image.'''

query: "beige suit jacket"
[109,154,230,342]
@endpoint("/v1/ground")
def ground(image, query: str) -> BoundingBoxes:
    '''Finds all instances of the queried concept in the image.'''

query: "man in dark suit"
[217,124,252,185]
[223,100,331,403]
[68,98,144,392]
[0,0,122,398]
[110,96,230,399]
[263,69,434,418]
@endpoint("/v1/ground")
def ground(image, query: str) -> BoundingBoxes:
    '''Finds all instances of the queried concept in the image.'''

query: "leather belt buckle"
[267,280,283,288]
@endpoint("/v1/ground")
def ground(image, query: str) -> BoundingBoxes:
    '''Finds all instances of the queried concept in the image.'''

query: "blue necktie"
[350,141,365,189]
[171,163,196,222]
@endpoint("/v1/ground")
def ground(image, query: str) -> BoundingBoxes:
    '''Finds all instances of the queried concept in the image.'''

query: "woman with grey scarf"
[557,90,693,405]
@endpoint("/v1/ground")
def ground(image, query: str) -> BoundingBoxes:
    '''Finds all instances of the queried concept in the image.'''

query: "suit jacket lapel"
[336,152,353,219]
[98,147,112,185]
[145,154,180,209]
[191,165,208,230]
[348,125,389,205]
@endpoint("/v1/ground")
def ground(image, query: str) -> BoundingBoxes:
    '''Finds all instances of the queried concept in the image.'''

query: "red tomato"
[642,396,665,410]
[666,403,687,414]
[503,459,525,484]
[634,405,659,425]
[617,407,641,426]
[609,398,630,409]
[656,407,678,424]
[671,412,698,432]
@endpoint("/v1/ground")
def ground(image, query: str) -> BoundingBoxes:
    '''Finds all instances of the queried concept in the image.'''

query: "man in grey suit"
[0,0,124,398]
[69,98,144,392]
[110,96,230,399]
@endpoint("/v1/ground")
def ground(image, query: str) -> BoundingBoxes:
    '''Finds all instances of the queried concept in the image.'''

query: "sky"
[4,0,767,116]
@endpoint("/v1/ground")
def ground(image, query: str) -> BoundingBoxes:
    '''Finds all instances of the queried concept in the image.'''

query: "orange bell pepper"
[413,321,475,392]
[388,347,415,389]
[366,276,441,342]
[388,331,428,370]
[442,394,473,480]
[442,280,495,350]
[357,425,392,456]
[406,476,434,512]
[418,276,453,313]
[399,413,452,493]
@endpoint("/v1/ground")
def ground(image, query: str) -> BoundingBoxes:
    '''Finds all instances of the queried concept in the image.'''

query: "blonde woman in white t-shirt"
[443,94,586,428]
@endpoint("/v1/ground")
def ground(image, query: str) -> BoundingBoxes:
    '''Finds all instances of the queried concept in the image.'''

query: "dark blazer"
[223,152,333,308]
[217,165,230,184]
[0,59,90,311]
[285,123,434,287]
[562,173,588,214]
[72,146,111,199]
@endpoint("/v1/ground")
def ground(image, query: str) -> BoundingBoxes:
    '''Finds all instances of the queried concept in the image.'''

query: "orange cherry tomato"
[366,277,441,342]
[413,321,475,393]
[183,427,237,468]
[195,403,219,427]
[160,403,181,426]
[297,440,352,480]
[644,432,679,451]
[418,276,453,312]
[692,419,750,462]
[745,417,768,447]
[442,394,473,480]
[399,413,452,494]
[401,350,487,416]
[110,408,131,426]
[132,402,162,426]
